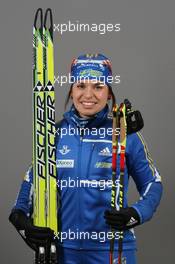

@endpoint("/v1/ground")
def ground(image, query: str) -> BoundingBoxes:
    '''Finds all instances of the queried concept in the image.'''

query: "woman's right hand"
[9,209,55,252]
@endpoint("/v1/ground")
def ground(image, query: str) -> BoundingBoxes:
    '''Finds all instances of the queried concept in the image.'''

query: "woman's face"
[71,80,111,117]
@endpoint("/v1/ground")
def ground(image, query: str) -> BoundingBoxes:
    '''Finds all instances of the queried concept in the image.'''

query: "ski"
[33,6,46,233]
[33,8,57,264]
[43,8,57,263]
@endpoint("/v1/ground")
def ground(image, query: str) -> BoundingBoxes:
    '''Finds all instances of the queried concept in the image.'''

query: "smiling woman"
[71,81,112,117]
[9,53,162,264]
[65,53,116,116]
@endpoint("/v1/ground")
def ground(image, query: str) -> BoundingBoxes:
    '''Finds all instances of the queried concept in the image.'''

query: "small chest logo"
[95,162,112,169]
[59,145,71,155]
[99,147,112,156]
[56,159,74,168]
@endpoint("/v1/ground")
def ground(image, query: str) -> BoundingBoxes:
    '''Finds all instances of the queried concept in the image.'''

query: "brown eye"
[77,83,85,89]
[95,84,103,90]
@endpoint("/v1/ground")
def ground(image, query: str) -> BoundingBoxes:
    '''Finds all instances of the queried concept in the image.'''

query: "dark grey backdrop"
[0,0,174,263]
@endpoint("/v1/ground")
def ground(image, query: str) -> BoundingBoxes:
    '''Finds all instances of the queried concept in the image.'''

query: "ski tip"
[34,8,43,29]
[44,8,53,30]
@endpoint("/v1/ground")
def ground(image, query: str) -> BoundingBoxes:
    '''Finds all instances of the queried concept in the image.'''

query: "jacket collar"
[63,104,110,129]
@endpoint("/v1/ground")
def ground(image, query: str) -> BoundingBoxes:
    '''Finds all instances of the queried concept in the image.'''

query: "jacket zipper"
[78,128,84,249]
[86,143,95,179]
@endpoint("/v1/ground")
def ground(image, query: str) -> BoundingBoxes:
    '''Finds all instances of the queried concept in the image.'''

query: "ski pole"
[117,103,127,264]
[110,104,120,264]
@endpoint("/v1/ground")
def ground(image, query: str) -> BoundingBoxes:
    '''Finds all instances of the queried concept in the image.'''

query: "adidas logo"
[127,217,138,227]
[99,147,112,156]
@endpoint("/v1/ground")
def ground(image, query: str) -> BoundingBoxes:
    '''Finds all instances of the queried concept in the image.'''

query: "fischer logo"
[59,145,71,155]
[56,159,74,168]
[46,94,56,178]
[35,93,56,179]
[36,94,45,179]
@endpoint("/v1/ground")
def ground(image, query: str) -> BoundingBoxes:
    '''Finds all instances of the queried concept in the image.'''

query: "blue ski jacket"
[13,104,163,251]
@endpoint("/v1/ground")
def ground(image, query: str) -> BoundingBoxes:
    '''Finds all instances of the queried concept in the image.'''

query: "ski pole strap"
[124,98,144,134]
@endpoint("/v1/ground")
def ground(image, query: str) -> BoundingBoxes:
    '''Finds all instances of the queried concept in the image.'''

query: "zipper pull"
[79,127,84,141]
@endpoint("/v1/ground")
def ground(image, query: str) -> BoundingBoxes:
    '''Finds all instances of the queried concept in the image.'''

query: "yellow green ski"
[32,8,57,264]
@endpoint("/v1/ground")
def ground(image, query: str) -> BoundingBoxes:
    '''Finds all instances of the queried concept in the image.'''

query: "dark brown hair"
[64,84,116,111]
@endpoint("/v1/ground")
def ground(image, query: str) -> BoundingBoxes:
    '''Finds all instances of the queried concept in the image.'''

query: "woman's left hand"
[104,207,140,231]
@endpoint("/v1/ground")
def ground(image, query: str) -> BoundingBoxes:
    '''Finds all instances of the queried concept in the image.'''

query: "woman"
[9,53,163,264]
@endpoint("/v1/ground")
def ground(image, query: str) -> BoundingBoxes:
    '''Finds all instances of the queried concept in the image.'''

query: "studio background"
[0,0,174,263]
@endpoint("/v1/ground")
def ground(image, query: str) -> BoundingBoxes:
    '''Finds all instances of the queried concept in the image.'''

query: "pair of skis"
[110,102,127,264]
[33,8,57,264]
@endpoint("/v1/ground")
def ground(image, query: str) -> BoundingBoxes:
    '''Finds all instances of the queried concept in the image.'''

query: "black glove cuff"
[9,209,29,230]
[129,207,140,224]
[125,207,141,228]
